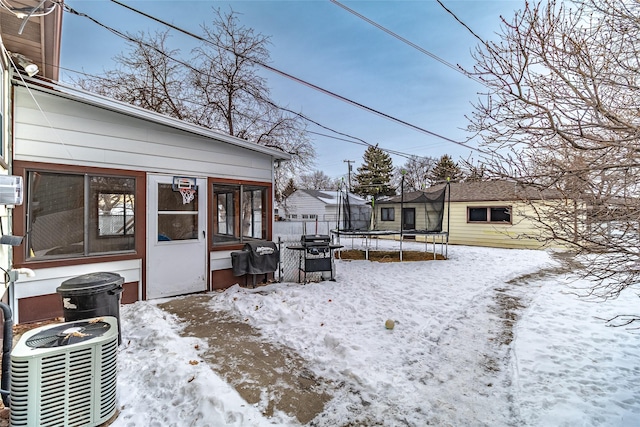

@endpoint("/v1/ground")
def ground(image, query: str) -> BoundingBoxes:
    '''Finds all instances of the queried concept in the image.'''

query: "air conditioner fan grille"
[25,321,111,348]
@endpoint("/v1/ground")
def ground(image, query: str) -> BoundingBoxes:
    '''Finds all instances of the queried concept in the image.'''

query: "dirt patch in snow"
[158,294,333,424]
[338,250,446,262]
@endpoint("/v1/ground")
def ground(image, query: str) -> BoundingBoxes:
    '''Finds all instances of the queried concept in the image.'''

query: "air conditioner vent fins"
[10,317,119,427]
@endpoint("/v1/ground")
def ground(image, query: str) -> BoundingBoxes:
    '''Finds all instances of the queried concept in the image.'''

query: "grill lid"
[300,235,331,245]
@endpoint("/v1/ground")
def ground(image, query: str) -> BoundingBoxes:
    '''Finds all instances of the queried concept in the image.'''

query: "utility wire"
[329,0,487,87]
[106,0,484,154]
[61,1,483,159]
[267,101,417,159]
[435,0,488,46]
[53,11,414,161]
[52,20,416,161]
[307,131,419,160]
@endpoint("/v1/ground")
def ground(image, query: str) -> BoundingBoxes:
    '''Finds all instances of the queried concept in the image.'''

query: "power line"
[55,52,411,161]
[54,52,424,161]
[104,0,484,154]
[435,0,488,46]
[330,0,487,87]
[60,1,484,161]
[307,131,418,160]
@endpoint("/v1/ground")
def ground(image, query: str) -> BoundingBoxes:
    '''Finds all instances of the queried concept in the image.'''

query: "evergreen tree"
[281,178,296,199]
[464,164,487,182]
[430,155,464,183]
[353,145,395,199]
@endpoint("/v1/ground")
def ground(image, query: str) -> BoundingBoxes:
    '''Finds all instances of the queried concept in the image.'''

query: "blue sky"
[60,0,522,180]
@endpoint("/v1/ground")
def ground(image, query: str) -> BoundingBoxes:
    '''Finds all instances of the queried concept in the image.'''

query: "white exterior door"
[147,175,207,299]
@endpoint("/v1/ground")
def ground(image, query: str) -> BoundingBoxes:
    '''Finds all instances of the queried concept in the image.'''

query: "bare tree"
[467,0,640,301]
[188,9,314,171]
[393,156,437,192]
[280,178,297,200]
[296,170,338,190]
[76,30,190,121]
[460,157,489,182]
[188,9,269,136]
[74,9,314,196]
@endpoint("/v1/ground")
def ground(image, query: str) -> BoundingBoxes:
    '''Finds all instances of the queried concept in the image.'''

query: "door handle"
[202,230,206,239]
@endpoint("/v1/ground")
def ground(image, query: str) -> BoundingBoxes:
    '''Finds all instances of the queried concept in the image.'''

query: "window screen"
[27,172,136,259]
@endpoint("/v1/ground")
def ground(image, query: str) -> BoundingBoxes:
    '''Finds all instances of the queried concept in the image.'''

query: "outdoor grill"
[231,240,280,287]
[300,234,332,254]
[287,235,342,282]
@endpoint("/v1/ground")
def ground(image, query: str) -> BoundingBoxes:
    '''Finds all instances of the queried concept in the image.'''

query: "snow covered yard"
[112,242,640,426]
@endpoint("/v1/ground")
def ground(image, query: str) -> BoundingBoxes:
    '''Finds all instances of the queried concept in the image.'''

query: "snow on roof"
[299,189,368,206]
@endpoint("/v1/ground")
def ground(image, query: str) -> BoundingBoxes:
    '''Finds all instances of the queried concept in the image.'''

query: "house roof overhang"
[431,181,564,203]
[13,76,293,162]
[0,0,63,80]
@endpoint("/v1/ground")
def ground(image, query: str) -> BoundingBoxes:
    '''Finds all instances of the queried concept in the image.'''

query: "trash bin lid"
[56,272,124,296]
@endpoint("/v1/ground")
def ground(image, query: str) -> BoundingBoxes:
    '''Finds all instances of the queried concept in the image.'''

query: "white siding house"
[0,5,292,325]
[0,2,63,323]
[8,79,289,323]
[284,189,371,230]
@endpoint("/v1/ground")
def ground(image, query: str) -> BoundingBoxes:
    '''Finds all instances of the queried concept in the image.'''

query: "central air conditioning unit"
[10,316,119,427]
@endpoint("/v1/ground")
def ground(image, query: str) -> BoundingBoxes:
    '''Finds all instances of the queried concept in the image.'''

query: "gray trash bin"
[56,272,124,344]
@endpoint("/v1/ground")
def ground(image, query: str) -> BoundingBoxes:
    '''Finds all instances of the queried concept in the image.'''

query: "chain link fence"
[271,221,448,283]
[274,221,337,283]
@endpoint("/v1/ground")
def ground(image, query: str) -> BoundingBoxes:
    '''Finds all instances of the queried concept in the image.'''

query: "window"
[381,207,395,221]
[157,183,198,241]
[212,183,268,246]
[467,206,512,223]
[99,192,134,237]
[468,207,487,222]
[243,187,263,239]
[490,207,511,222]
[27,172,136,259]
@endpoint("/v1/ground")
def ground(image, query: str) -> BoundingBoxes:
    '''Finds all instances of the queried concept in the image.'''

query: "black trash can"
[56,272,124,344]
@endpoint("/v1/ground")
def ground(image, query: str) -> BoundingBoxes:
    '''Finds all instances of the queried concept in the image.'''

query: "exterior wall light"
[9,52,39,77]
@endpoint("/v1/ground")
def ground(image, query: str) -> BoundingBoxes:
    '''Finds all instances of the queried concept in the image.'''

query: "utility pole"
[343,160,354,192]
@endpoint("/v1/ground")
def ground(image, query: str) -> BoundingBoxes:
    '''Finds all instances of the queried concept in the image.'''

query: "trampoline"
[332,182,450,261]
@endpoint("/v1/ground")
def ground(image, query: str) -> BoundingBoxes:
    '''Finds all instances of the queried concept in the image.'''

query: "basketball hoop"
[179,188,195,205]
[173,176,197,205]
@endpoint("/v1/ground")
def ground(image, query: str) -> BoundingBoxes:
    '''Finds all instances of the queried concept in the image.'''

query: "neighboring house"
[285,189,371,230]
[440,181,563,249]
[373,181,565,249]
[374,187,447,233]
[0,5,290,323]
